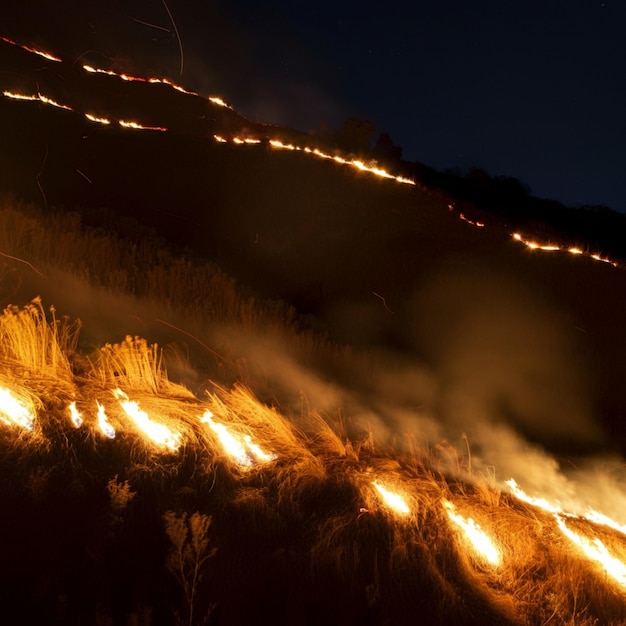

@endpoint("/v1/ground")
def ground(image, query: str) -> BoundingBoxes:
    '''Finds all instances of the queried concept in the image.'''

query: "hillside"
[1,32,626,626]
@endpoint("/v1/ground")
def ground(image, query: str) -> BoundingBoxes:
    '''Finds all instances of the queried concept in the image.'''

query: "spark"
[76,169,92,184]
[0,251,46,278]
[161,0,183,75]
[131,17,171,33]
[372,481,411,516]
[443,500,501,565]
[112,389,181,451]
[372,291,395,313]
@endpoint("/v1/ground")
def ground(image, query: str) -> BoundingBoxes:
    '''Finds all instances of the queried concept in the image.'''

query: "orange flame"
[512,233,618,267]
[555,515,626,588]
[0,36,62,62]
[85,113,111,125]
[372,481,411,516]
[443,500,501,565]
[68,401,83,428]
[199,409,275,467]
[119,120,167,132]
[112,389,181,450]
[3,90,73,111]
[96,401,116,439]
[0,386,35,431]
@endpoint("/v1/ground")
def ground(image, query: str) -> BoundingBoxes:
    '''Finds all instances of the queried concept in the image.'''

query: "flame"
[68,401,83,428]
[512,233,618,267]
[119,120,167,132]
[0,386,35,430]
[37,94,73,111]
[372,481,411,516]
[506,478,563,515]
[0,36,62,62]
[3,90,73,111]
[268,139,415,185]
[199,409,275,467]
[208,96,231,108]
[3,90,39,102]
[96,401,116,439]
[112,389,181,450]
[81,63,233,107]
[443,500,501,565]
[85,113,111,125]
[555,515,626,588]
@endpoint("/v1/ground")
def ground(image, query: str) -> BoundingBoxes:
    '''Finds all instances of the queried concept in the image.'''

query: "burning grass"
[1,200,626,623]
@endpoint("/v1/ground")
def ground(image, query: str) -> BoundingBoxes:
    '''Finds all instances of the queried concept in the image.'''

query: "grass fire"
[1,25,626,626]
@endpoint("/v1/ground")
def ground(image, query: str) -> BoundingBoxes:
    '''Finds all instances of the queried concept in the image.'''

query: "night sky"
[176,0,626,213]
[5,1,626,212]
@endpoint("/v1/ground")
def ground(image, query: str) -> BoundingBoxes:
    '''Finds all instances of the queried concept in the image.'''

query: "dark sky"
[5,1,626,212]
[173,0,626,213]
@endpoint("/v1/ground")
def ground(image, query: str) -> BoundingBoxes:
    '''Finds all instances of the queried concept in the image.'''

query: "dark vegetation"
[1,32,626,626]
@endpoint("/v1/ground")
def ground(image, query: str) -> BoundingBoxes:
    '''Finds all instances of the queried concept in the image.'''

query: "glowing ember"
[0,386,35,430]
[372,481,411,516]
[119,120,167,132]
[96,401,116,439]
[112,389,181,450]
[68,401,83,428]
[199,410,275,467]
[458,213,485,228]
[555,515,626,588]
[443,500,501,566]
[0,36,62,62]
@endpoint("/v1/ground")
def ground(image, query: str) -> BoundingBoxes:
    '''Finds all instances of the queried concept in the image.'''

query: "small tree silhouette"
[163,511,217,626]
